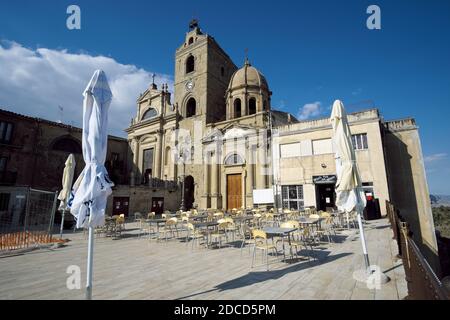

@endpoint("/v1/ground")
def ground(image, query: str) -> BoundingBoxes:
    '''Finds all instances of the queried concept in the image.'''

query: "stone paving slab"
[0,219,407,300]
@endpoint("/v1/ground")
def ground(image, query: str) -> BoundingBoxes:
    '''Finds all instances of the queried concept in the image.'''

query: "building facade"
[125,22,438,267]
[0,108,129,223]
[126,22,295,212]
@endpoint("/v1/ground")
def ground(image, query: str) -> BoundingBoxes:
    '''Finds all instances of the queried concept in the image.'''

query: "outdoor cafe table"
[192,221,219,247]
[297,217,322,231]
[189,214,209,222]
[262,227,297,261]
[145,218,168,238]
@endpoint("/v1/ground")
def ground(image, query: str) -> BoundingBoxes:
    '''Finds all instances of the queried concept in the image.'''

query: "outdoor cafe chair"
[277,221,308,260]
[210,221,229,248]
[261,213,276,227]
[147,212,156,219]
[213,211,224,219]
[251,229,280,271]
[315,216,336,243]
[299,226,317,260]
[251,213,262,228]
[157,217,179,242]
[134,212,142,222]
[239,224,254,256]
[185,223,206,249]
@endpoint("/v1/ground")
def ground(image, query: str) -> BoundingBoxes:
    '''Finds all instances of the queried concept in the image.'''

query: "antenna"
[58,105,63,123]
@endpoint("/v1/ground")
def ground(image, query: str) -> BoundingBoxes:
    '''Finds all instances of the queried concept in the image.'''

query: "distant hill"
[431,194,450,207]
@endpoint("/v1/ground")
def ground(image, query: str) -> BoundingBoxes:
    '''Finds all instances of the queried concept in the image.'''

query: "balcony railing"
[133,176,178,190]
[0,171,17,186]
[386,201,450,300]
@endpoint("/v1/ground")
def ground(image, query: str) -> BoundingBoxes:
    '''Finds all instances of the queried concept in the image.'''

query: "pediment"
[222,124,256,140]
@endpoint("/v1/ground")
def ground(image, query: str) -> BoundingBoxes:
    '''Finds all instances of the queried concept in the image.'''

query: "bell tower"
[174,20,237,124]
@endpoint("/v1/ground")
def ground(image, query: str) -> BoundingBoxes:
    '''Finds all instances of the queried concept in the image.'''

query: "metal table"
[262,227,297,260]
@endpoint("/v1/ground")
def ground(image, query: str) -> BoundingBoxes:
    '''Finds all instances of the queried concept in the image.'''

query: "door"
[227,174,242,210]
[151,197,164,215]
[112,197,129,217]
[315,184,335,211]
[184,176,195,210]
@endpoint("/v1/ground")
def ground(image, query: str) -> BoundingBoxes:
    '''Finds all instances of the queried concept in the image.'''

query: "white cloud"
[298,101,322,120]
[0,41,173,137]
[424,153,447,163]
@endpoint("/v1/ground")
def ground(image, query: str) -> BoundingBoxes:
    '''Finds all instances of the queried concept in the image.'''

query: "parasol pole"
[59,209,66,239]
[86,213,94,300]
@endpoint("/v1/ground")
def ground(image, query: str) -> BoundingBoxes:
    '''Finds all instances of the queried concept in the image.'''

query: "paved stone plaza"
[0,219,407,300]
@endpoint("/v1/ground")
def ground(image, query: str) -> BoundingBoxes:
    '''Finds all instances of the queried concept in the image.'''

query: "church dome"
[228,59,269,91]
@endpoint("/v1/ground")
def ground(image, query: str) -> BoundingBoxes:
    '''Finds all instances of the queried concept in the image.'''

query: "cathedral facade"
[125,22,293,211]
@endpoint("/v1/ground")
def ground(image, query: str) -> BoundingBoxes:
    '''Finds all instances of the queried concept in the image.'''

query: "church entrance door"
[227,174,242,210]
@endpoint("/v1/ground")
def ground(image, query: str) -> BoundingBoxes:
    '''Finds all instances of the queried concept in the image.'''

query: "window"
[52,137,82,154]
[282,185,304,210]
[0,193,10,211]
[142,108,158,120]
[0,157,6,172]
[225,153,244,165]
[0,121,13,144]
[188,37,194,45]
[190,146,194,161]
[186,98,196,118]
[186,55,195,74]
[221,67,225,77]
[142,148,154,184]
[280,143,301,158]
[249,98,256,115]
[312,139,333,155]
[165,146,171,166]
[352,133,368,150]
[234,98,242,118]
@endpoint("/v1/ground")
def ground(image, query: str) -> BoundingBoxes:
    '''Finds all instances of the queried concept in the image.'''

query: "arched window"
[234,98,242,118]
[52,137,82,154]
[225,153,244,165]
[249,98,256,115]
[142,108,158,120]
[186,98,196,118]
[165,146,171,166]
[186,55,195,74]
[188,37,194,45]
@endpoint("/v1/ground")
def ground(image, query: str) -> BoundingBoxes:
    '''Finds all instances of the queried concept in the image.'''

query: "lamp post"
[179,151,186,211]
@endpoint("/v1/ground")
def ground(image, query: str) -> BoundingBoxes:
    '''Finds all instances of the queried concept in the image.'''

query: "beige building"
[126,21,295,212]
[123,21,438,267]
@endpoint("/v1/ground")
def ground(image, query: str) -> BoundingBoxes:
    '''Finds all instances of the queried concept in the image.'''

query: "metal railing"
[386,201,450,300]
[0,188,58,252]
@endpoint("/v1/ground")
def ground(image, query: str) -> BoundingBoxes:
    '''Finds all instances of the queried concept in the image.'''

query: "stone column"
[201,152,210,209]
[154,130,163,179]
[246,146,254,207]
[132,138,140,184]
[255,145,265,189]
[211,150,221,209]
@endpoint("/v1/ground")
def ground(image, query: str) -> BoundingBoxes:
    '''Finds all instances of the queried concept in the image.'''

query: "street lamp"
[179,151,186,211]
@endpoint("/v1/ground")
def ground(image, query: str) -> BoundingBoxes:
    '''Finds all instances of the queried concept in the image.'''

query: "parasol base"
[353,265,390,289]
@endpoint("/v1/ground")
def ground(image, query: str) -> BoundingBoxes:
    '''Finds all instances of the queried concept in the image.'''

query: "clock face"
[185,80,194,92]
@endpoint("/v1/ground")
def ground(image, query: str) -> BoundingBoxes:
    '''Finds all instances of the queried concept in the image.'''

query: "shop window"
[282,185,304,210]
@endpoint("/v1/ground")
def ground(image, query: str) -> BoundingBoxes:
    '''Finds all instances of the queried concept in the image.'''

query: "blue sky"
[0,0,449,194]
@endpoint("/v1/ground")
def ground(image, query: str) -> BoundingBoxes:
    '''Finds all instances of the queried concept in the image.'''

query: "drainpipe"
[30,120,41,188]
